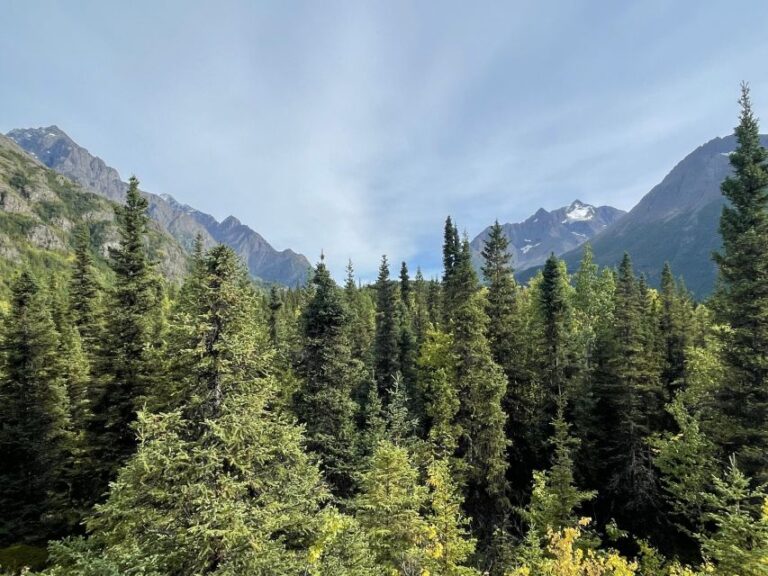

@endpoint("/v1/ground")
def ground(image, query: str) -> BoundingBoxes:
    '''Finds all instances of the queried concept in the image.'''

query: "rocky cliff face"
[471,200,626,271]
[7,126,311,286]
[0,134,188,291]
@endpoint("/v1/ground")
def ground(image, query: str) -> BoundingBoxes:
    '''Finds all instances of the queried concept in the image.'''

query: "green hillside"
[0,136,188,303]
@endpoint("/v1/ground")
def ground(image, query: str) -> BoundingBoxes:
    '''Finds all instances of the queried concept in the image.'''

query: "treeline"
[1,89,768,575]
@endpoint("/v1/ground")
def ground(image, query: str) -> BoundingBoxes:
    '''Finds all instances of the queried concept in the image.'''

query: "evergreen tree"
[267,285,282,347]
[374,255,401,399]
[481,221,518,380]
[0,272,73,545]
[295,256,362,498]
[520,399,595,537]
[712,84,768,479]
[417,328,461,459]
[412,267,431,346]
[397,265,418,402]
[659,262,690,398]
[88,176,163,486]
[425,459,480,576]
[537,254,572,424]
[400,261,412,309]
[343,260,376,365]
[47,244,337,575]
[442,217,462,324]
[697,457,768,576]
[592,254,663,536]
[355,440,431,574]
[68,224,100,350]
[451,240,509,535]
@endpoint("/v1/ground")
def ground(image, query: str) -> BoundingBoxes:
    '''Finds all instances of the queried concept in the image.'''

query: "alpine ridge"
[6,126,311,286]
[471,200,625,272]
[552,134,768,296]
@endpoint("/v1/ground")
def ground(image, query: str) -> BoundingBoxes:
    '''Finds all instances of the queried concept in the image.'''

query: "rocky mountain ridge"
[471,200,626,271]
[6,126,310,286]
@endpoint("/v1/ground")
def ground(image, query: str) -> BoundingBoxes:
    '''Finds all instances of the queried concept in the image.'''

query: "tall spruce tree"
[592,254,663,536]
[374,255,401,399]
[0,272,73,545]
[481,221,518,377]
[397,262,418,400]
[68,224,101,350]
[712,84,768,478]
[451,238,509,536]
[295,256,362,498]
[659,262,690,399]
[538,254,572,405]
[267,285,283,348]
[88,176,163,487]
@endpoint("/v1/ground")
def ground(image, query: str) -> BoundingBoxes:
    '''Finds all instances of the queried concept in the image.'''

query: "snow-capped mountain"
[471,200,626,272]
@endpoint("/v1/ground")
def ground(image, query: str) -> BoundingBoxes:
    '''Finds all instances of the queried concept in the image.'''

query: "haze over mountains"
[6,127,311,286]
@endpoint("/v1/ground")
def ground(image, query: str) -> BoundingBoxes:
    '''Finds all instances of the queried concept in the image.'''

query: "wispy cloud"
[3,1,768,279]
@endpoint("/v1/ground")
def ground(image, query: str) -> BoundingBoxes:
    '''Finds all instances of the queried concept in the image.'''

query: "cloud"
[4,1,768,280]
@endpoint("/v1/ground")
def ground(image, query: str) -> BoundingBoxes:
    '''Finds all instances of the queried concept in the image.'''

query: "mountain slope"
[0,134,188,300]
[551,135,768,297]
[7,126,310,286]
[471,200,626,271]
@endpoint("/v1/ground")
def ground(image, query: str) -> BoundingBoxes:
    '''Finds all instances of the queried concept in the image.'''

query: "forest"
[1,88,767,575]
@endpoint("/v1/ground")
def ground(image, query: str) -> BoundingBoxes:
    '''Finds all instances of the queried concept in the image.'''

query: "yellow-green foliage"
[508,520,638,576]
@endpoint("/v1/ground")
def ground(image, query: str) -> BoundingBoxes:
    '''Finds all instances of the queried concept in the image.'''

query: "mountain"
[471,200,626,272]
[549,135,768,297]
[0,133,188,298]
[6,126,311,286]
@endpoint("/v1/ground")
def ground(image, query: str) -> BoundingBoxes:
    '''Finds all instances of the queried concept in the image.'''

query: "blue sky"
[3,1,768,280]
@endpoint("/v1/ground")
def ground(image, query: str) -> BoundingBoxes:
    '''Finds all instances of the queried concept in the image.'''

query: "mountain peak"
[563,200,595,223]
[471,201,625,272]
[222,215,242,228]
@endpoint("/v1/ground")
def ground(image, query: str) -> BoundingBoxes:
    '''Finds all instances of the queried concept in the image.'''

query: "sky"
[3,1,768,280]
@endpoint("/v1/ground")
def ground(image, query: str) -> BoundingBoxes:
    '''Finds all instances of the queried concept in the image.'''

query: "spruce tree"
[712,84,768,478]
[451,238,509,534]
[48,246,334,575]
[374,255,401,398]
[481,221,518,379]
[592,254,663,536]
[659,262,690,398]
[342,260,376,365]
[537,254,572,404]
[397,263,418,402]
[355,440,431,573]
[0,272,73,545]
[267,285,282,347]
[295,256,362,498]
[68,224,100,350]
[88,176,164,487]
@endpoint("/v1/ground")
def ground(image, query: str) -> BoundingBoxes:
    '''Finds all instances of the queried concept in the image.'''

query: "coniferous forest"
[2,88,768,575]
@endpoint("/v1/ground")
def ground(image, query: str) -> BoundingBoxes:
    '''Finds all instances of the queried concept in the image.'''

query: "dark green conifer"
[592,253,663,536]
[68,224,101,350]
[712,84,768,478]
[295,256,362,498]
[0,272,73,545]
[88,176,163,486]
[374,255,401,399]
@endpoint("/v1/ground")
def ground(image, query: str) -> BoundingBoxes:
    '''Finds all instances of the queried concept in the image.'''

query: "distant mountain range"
[471,200,626,271]
[549,135,768,297]
[0,133,188,294]
[6,126,310,286]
